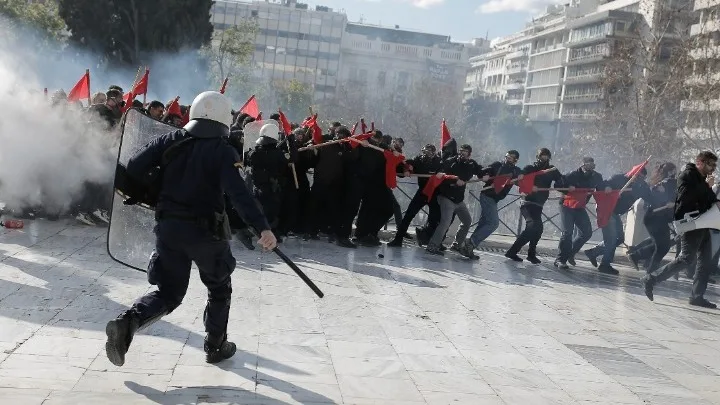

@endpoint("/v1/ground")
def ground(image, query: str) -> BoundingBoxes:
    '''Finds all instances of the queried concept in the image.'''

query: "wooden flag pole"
[85,69,91,106]
[620,155,652,193]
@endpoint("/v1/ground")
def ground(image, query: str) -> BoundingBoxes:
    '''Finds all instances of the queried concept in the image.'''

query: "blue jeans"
[557,206,592,262]
[585,214,624,266]
[469,194,499,247]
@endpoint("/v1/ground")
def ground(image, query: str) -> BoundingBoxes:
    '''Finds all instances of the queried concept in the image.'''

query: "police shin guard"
[105,310,166,367]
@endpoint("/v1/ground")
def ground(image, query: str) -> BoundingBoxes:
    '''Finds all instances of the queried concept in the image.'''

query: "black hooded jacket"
[406,153,442,189]
[521,161,562,206]
[557,167,604,208]
[441,139,457,161]
[602,173,652,214]
[436,155,481,203]
[674,163,718,220]
[646,177,677,222]
[480,161,522,202]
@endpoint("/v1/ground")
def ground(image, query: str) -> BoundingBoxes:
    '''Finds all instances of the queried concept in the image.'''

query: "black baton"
[250,229,324,298]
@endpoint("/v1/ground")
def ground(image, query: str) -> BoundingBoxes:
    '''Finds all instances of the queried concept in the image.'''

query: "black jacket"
[521,162,562,206]
[126,128,270,233]
[354,145,387,187]
[674,163,718,220]
[646,177,677,222]
[246,144,288,189]
[603,173,653,214]
[436,156,480,203]
[558,167,604,208]
[313,142,348,185]
[480,161,521,202]
[406,154,442,189]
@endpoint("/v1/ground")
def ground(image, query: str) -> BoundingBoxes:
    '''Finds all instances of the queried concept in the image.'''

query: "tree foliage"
[58,0,214,65]
[272,79,313,122]
[200,20,258,99]
[0,0,66,48]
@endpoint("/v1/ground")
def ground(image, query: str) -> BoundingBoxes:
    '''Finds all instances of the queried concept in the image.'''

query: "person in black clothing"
[427,144,481,257]
[416,138,458,247]
[352,131,396,247]
[104,91,276,367]
[312,127,354,246]
[627,162,677,273]
[643,151,719,308]
[389,137,406,231]
[245,131,288,234]
[387,144,441,247]
[554,157,606,269]
[504,148,562,264]
[584,167,652,274]
[88,89,123,130]
[462,150,521,254]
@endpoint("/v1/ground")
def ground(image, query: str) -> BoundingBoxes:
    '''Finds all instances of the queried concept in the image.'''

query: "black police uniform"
[105,119,270,367]
[245,136,289,232]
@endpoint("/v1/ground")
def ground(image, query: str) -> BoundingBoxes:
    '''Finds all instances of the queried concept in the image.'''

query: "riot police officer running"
[104,91,277,367]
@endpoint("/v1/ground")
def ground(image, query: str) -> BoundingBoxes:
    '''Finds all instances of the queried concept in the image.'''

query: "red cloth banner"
[593,190,621,228]
[441,119,451,149]
[518,171,539,194]
[132,69,149,96]
[67,71,90,102]
[562,189,591,209]
[278,109,292,136]
[384,150,405,189]
[626,160,649,178]
[239,95,260,119]
[492,174,513,193]
[422,175,457,199]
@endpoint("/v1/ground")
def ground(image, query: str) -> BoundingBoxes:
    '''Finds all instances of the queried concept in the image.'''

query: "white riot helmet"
[259,122,280,139]
[186,91,232,129]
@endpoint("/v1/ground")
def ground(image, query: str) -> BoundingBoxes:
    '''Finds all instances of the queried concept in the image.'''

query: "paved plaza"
[1,221,720,404]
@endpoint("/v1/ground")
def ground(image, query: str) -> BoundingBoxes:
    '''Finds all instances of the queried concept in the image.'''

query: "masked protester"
[416,138,457,247]
[245,125,288,235]
[502,148,562,264]
[387,144,441,247]
[426,144,480,257]
[627,163,677,273]
[554,157,605,269]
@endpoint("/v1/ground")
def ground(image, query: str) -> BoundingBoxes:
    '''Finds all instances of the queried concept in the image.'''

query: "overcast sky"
[312,0,565,41]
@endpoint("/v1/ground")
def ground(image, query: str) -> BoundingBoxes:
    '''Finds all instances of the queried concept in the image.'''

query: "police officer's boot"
[105,311,140,367]
[204,334,237,364]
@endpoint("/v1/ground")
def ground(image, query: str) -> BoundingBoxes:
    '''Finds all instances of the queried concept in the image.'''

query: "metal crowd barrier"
[387,179,606,243]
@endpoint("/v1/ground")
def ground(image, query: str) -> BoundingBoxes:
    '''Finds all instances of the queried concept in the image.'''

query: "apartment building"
[210,0,347,101]
[682,0,720,141]
[339,23,472,108]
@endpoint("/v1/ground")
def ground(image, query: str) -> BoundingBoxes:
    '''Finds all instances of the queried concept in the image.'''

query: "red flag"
[166,98,182,117]
[441,119,451,149]
[346,132,373,149]
[384,150,405,189]
[350,121,358,135]
[422,175,457,199]
[180,106,190,127]
[492,174,513,193]
[239,95,260,119]
[593,190,621,228]
[361,118,367,134]
[67,70,90,102]
[301,114,322,145]
[518,171,540,194]
[219,77,229,94]
[562,189,592,209]
[132,69,149,96]
[121,91,134,113]
[626,160,649,178]
[278,109,292,136]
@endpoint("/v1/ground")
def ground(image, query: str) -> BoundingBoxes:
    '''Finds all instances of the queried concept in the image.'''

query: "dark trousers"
[255,184,282,231]
[356,187,394,238]
[639,214,672,273]
[130,219,235,340]
[394,190,431,240]
[585,214,624,266]
[311,181,344,236]
[338,177,366,239]
[651,228,713,300]
[557,205,592,262]
[508,204,544,257]
[390,193,403,229]
[417,196,442,235]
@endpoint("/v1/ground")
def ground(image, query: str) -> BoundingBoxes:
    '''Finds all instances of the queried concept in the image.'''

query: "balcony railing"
[563,72,602,83]
[506,64,527,75]
[506,49,529,60]
[506,99,523,106]
[563,112,599,121]
[566,50,610,64]
[504,82,524,91]
[563,92,604,102]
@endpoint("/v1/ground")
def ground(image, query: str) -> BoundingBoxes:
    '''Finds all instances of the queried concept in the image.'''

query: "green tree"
[200,20,258,98]
[0,0,66,48]
[273,79,313,122]
[58,0,214,65]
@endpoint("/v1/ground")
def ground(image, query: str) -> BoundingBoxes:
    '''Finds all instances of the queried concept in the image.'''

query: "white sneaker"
[76,212,96,226]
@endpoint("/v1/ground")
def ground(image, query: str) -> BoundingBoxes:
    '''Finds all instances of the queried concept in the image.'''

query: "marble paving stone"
[3,221,720,402]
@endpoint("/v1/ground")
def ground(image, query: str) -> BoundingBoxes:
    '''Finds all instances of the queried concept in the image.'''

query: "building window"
[378,71,386,86]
